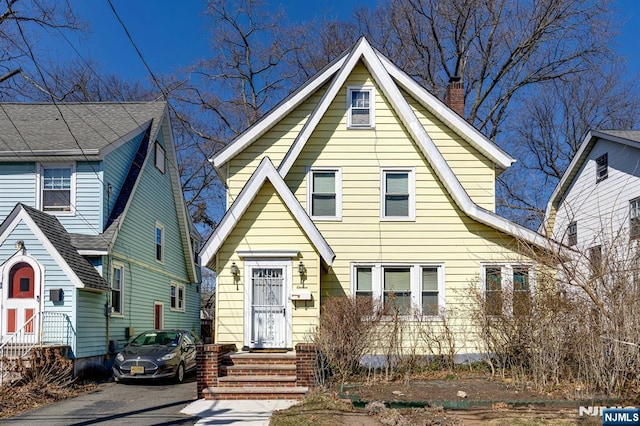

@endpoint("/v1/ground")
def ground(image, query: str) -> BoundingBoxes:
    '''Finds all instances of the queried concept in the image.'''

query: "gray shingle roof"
[596,130,640,144]
[0,102,166,159]
[0,203,110,291]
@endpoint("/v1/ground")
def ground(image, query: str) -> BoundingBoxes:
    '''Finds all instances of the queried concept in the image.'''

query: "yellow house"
[200,38,549,358]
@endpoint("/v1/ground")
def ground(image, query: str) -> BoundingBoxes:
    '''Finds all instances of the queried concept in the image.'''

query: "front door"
[245,260,291,349]
[2,262,40,342]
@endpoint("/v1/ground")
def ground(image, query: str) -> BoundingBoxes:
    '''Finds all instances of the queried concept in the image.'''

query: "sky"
[56,0,640,86]
[62,0,364,82]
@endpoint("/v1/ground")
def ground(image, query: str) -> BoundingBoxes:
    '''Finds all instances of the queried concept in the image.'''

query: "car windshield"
[131,331,180,347]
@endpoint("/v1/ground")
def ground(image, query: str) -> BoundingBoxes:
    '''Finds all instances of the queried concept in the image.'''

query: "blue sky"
[63,0,363,81]
[54,1,640,86]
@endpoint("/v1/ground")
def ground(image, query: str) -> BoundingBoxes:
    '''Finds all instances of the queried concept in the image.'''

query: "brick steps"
[218,375,297,387]
[203,386,309,400]
[196,343,317,401]
[212,351,304,399]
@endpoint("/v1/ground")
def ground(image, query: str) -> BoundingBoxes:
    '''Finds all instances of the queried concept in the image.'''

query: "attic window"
[155,142,166,174]
[347,86,375,128]
[595,153,607,183]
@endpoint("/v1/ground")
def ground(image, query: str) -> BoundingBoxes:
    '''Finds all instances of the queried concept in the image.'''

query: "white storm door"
[245,260,291,349]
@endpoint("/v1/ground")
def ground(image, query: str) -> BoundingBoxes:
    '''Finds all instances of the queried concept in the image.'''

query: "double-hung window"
[111,262,124,315]
[381,168,415,220]
[347,86,375,128]
[170,283,185,311]
[630,198,640,240]
[307,168,341,220]
[155,223,164,263]
[567,221,577,246]
[595,153,608,183]
[482,264,533,316]
[41,164,74,213]
[383,267,411,314]
[352,263,445,317]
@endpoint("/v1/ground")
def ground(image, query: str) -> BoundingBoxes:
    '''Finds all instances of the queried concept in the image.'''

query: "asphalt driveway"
[3,376,199,425]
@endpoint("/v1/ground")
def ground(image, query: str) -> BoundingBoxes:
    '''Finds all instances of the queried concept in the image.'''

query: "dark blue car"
[112,329,200,383]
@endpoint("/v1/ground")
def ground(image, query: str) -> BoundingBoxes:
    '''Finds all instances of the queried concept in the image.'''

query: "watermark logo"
[579,407,640,425]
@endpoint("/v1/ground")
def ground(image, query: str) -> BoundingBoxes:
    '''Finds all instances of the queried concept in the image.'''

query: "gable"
[207,38,550,253]
[200,157,335,269]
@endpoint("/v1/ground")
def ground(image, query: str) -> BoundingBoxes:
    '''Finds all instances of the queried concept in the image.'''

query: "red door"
[3,262,39,339]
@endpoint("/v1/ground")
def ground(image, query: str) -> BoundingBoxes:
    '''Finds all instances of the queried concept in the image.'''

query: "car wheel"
[175,362,185,383]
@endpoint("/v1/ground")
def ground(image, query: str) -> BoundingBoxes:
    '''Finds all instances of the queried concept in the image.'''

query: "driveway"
[4,376,198,425]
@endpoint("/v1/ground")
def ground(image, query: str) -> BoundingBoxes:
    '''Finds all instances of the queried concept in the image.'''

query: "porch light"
[298,261,306,276]
[15,240,24,251]
[230,262,239,277]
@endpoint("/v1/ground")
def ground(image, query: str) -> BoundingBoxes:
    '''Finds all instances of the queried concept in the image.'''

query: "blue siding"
[0,163,36,217]
[103,132,144,224]
[0,221,79,351]
[76,290,109,358]
[109,127,199,341]
[57,162,103,234]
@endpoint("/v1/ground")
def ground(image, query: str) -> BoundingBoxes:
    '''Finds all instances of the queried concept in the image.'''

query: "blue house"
[0,102,200,377]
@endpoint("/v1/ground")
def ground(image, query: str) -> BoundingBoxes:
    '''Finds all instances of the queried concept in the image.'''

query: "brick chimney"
[445,76,464,117]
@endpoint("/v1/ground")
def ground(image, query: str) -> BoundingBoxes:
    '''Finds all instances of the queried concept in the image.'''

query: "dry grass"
[0,347,99,419]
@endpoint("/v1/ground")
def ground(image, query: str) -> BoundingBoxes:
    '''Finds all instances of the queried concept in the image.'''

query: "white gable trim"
[0,208,86,288]
[200,157,336,268]
[378,54,515,170]
[277,38,548,249]
[279,38,372,176]
[211,53,350,170]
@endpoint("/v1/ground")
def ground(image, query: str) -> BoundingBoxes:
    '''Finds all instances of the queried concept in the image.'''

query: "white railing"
[0,312,75,384]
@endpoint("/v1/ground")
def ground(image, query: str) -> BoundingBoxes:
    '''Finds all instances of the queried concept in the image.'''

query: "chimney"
[445,76,464,117]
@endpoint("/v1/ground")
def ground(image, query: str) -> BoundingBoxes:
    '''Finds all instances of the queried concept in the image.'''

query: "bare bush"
[470,242,640,398]
[313,296,382,384]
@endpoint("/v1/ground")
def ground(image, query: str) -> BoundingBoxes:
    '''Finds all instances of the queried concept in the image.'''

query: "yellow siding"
[218,60,531,353]
[215,182,321,346]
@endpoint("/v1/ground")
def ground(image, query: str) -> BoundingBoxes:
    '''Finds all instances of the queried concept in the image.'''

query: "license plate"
[130,366,144,375]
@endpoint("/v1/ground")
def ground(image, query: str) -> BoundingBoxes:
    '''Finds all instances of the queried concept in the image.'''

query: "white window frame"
[380,167,415,221]
[350,262,445,319]
[347,86,375,129]
[155,141,166,173]
[170,283,185,311]
[37,163,76,215]
[306,167,342,220]
[480,263,534,316]
[111,261,124,316]
[567,221,577,246]
[595,153,608,183]
[155,222,164,263]
[630,198,640,240]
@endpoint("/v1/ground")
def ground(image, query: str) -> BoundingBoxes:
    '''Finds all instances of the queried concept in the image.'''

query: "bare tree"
[0,0,82,99]
[497,67,640,227]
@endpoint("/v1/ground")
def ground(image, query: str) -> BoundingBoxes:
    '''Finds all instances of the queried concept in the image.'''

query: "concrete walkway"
[181,399,299,425]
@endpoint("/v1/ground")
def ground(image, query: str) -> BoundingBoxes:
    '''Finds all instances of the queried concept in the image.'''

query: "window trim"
[111,261,124,316]
[480,263,534,316]
[595,153,608,183]
[170,283,185,312]
[380,167,416,221]
[155,222,165,263]
[350,262,445,319]
[306,167,342,221]
[567,221,577,246]
[37,163,76,215]
[630,198,640,240]
[155,141,166,174]
[347,86,375,129]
